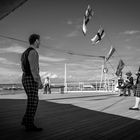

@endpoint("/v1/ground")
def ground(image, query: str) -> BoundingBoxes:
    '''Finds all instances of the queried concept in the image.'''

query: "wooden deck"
[0,92,140,140]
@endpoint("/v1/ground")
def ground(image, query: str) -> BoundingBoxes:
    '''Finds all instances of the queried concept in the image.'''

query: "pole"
[64,63,67,92]
[100,64,103,91]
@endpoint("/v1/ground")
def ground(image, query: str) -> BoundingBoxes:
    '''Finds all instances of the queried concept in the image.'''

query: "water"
[0,89,24,95]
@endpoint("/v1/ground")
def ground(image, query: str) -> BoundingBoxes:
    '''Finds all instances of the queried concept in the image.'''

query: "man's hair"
[29,34,40,45]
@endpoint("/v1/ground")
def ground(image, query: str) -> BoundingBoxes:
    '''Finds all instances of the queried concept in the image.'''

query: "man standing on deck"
[21,34,43,131]
[44,76,51,94]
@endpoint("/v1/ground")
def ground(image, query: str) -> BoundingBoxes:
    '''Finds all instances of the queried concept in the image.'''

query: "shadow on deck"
[0,99,140,140]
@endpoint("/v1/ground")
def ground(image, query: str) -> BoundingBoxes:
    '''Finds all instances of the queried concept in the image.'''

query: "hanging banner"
[106,46,116,61]
[115,59,125,76]
[82,5,94,35]
[91,28,105,45]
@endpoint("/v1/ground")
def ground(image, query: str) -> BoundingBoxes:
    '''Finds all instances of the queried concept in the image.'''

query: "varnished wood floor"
[0,92,140,140]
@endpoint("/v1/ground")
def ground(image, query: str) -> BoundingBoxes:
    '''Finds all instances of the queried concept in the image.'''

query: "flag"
[115,59,125,76]
[82,5,94,35]
[106,46,116,61]
[91,28,105,45]
[82,18,87,35]
[84,5,94,24]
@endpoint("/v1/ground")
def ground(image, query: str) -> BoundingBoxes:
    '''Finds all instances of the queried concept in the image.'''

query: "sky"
[0,0,140,83]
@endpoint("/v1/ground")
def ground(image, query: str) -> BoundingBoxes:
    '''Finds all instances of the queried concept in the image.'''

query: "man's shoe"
[129,107,139,111]
[21,121,26,126]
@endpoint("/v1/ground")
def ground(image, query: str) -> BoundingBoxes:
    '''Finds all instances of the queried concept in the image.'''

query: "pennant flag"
[106,46,116,61]
[82,18,87,35]
[115,59,125,77]
[82,5,94,35]
[91,28,105,45]
[84,5,94,24]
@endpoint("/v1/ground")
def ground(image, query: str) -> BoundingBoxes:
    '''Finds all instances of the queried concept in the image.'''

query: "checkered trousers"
[22,74,39,127]
[135,83,140,97]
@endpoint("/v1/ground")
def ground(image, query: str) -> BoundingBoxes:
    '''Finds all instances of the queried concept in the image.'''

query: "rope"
[0,34,105,59]
[0,34,27,43]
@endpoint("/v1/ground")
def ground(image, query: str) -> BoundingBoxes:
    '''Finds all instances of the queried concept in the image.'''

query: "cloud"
[119,30,140,42]
[39,62,49,67]
[66,30,79,37]
[40,71,58,79]
[67,63,98,69]
[0,67,22,84]
[0,39,8,44]
[70,60,103,70]
[123,30,140,35]
[66,22,81,37]
[66,63,102,79]
[40,72,60,79]
[0,67,21,76]
[67,20,73,25]
[0,44,66,62]
[67,68,102,81]
[0,44,25,54]
[124,45,133,50]
[39,55,66,62]
[0,57,19,65]
[43,36,54,41]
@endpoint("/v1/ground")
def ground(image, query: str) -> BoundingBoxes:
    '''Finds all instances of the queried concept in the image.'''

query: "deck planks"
[0,93,140,140]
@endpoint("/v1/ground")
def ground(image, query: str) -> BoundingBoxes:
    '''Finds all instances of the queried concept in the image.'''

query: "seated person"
[117,74,125,96]
[117,76,124,89]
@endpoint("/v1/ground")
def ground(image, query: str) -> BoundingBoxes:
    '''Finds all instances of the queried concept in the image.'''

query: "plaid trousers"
[22,74,38,127]
[135,83,140,97]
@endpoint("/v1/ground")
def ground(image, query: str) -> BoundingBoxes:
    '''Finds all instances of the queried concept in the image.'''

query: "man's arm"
[28,49,42,88]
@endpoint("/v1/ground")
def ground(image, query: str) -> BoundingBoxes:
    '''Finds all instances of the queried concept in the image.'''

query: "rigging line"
[66,51,105,58]
[0,34,27,43]
[41,44,69,53]
[0,34,74,55]
[42,44,105,58]
[0,34,105,59]
[107,60,116,74]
